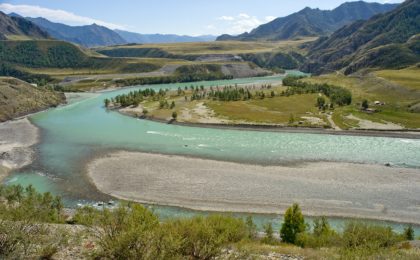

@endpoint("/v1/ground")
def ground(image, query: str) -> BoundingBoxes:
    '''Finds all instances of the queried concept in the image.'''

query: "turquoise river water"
[4,73,420,233]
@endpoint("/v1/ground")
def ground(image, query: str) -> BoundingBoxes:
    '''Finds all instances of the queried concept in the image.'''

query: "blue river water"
[4,73,420,234]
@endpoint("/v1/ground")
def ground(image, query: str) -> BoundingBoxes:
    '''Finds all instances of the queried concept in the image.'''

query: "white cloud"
[238,13,250,19]
[217,16,234,21]
[210,13,276,35]
[0,3,126,30]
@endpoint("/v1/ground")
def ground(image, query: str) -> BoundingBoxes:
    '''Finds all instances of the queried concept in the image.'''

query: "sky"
[0,0,404,36]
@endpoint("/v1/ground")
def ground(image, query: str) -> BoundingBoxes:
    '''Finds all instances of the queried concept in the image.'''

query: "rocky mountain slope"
[0,11,49,40]
[217,1,397,41]
[302,0,420,74]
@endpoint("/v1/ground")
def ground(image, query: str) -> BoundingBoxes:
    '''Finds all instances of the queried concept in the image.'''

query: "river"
[4,72,420,234]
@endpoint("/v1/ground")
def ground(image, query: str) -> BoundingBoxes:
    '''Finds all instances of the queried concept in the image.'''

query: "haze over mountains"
[114,30,216,44]
[25,17,127,47]
[217,1,398,41]
[3,14,215,47]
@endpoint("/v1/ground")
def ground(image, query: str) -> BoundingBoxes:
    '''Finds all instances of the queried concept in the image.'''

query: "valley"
[0,0,420,258]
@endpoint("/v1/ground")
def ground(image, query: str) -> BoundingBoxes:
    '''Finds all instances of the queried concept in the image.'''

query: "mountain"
[26,17,127,47]
[114,29,216,43]
[217,1,398,41]
[0,11,49,40]
[0,77,65,122]
[302,0,420,75]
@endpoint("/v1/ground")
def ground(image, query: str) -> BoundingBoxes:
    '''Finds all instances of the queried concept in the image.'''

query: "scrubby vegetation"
[0,185,68,258]
[0,77,65,122]
[1,184,418,259]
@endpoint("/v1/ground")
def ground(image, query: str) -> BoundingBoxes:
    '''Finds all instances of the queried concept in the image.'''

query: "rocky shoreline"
[0,118,39,182]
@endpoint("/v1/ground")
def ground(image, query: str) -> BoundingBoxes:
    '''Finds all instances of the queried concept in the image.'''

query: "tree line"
[283,76,352,106]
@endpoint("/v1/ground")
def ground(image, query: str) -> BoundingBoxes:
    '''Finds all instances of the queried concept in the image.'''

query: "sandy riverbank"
[88,151,420,224]
[0,118,39,181]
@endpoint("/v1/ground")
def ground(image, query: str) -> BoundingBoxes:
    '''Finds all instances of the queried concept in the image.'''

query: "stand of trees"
[283,76,352,106]
[106,88,165,107]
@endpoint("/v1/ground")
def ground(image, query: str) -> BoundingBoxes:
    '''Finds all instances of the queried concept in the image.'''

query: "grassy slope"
[0,77,65,121]
[0,40,163,79]
[303,67,420,129]
[96,39,314,55]
[375,67,420,91]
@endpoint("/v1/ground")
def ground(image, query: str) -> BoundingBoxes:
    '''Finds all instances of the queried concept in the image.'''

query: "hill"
[0,77,65,122]
[217,1,397,41]
[114,29,216,43]
[0,40,165,85]
[26,17,127,47]
[302,0,420,75]
[0,11,49,40]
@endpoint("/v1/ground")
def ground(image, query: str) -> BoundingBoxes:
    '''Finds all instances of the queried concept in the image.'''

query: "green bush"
[166,215,248,259]
[75,204,249,259]
[296,217,340,248]
[0,185,63,223]
[280,203,306,244]
[341,222,403,251]
[261,223,276,245]
[404,225,415,241]
[77,203,169,259]
[0,218,69,259]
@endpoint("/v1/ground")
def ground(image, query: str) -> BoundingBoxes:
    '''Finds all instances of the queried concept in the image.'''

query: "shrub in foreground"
[296,216,340,248]
[342,222,402,250]
[75,204,249,259]
[280,203,305,244]
[165,215,249,259]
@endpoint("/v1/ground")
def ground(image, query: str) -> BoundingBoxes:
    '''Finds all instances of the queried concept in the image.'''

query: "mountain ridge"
[217,1,398,41]
[0,11,50,40]
[114,29,216,43]
[25,17,127,47]
[301,0,420,75]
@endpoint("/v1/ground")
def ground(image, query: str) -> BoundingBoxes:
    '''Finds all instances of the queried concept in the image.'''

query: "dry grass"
[303,72,420,129]
[207,93,326,125]
[375,67,420,91]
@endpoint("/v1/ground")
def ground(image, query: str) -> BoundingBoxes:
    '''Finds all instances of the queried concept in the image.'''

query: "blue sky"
[0,0,404,35]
